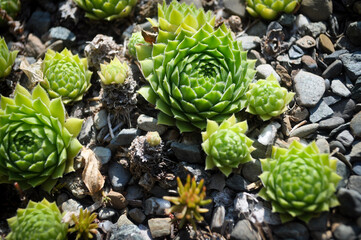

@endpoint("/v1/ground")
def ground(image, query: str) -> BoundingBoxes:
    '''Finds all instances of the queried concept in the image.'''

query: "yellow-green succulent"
[68,208,98,240]
[98,56,128,85]
[0,37,18,78]
[246,0,301,20]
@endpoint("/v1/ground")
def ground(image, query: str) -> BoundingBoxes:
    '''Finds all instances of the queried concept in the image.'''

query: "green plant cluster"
[98,56,129,85]
[68,208,98,240]
[0,0,21,25]
[246,0,301,20]
[0,36,18,78]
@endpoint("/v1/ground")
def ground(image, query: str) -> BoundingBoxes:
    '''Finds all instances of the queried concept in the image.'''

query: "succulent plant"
[145,131,161,147]
[0,0,21,23]
[147,0,216,42]
[73,0,137,21]
[246,74,294,121]
[98,56,129,85]
[0,37,18,78]
[6,198,68,240]
[259,141,342,223]
[137,22,256,132]
[163,175,212,230]
[201,115,255,177]
[0,84,83,192]
[41,48,92,104]
[68,208,98,240]
[246,0,301,20]
[128,31,149,57]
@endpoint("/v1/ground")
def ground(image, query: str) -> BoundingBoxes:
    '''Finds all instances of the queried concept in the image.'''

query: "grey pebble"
[47,26,76,44]
[230,219,261,240]
[351,112,361,138]
[319,117,345,130]
[93,146,111,165]
[211,206,225,233]
[350,141,361,160]
[307,212,328,231]
[171,142,202,164]
[256,64,281,81]
[337,188,361,218]
[241,159,262,182]
[303,22,327,38]
[309,100,334,123]
[336,130,354,148]
[346,21,361,46]
[323,95,341,106]
[94,109,108,130]
[331,79,351,97]
[273,222,309,240]
[148,218,171,238]
[353,162,361,176]
[208,173,226,192]
[294,70,325,107]
[322,60,343,79]
[331,99,356,120]
[125,185,144,200]
[61,199,82,213]
[128,208,146,224]
[289,45,304,59]
[330,123,350,137]
[27,11,51,37]
[324,49,348,65]
[137,114,167,135]
[290,123,319,138]
[347,175,361,195]
[236,36,261,51]
[110,128,141,147]
[78,116,94,145]
[336,160,351,189]
[110,225,144,240]
[340,51,361,81]
[108,161,131,191]
[330,140,347,154]
[226,174,248,192]
[352,76,361,103]
[99,207,117,220]
[315,138,330,153]
[144,197,171,216]
[333,224,360,240]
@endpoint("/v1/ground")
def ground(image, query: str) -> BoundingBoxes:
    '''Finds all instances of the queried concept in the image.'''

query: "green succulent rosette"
[128,31,149,57]
[41,48,92,104]
[0,37,18,78]
[0,84,83,192]
[98,56,128,85]
[0,0,21,25]
[73,0,137,21]
[246,74,294,121]
[137,23,256,132]
[201,115,255,176]
[259,141,342,223]
[246,0,300,20]
[6,199,68,240]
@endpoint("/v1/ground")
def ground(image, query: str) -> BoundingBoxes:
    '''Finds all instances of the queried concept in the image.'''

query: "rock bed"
[1,0,361,239]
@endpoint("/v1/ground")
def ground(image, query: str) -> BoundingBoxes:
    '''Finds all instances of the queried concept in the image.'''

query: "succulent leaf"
[259,141,342,223]
[127,31,149,57]
[98,56,128,85]
[246,74,295,121]
[163,175,212,230]
[201,115,255,176]
[73,0,137,21]
[68,208,98,240]
[6,199,68,240]
[41,48,92,104]
[0,37,18,78]
[0,84,83,192]
[246,0,300,20]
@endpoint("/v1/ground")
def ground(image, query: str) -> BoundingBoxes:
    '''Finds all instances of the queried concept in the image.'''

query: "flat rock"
[94,109,108,130]
[106,190,128,210]
[148,218,171,238]
[294,70,326,107]
[110,225,143,240]
[208,173,226,192]
[93,146,111,165]
[331,78,351,97]
[230,219,261,240]
[340,51,361,80]
[337,188,361,218]
[273,222,309,240]
[137,114,167,134]
[237,36,261,51]
[300,0,333,22]
[319,117,345,130]
[211,206,225,233]
[170,142,202,164]
[226,174,248,192]
[331,99,356,120]
[346,21,361,46]
[110,128,141,147]
[350,141,361,160]
[333,224,360,240]
[296,35,316,49]
[319,34,335,53]
[290,123,319,138]
[347,175,361,195]
[324,49,349,65]
[242,159,262,182]
[309,100,334,123]
[108,161,131,191]
[322,60,342,79]
[336,130,354,148]
[351,111,361,137]
[352,76,361,103]
[128,208,146,224]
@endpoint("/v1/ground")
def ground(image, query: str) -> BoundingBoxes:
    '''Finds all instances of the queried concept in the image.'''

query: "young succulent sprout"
[145,131,162,147]
[163,175,212,230]
[41,48,92,104]
[259,141,342,223]
[0,84,83,192]
[127,31,149,58]
[98,56,129,85]
[201,115,255,177]
[72,0,137,21]
[0,0,21,25]
[0,37,18,78]
[7,199,68,240]
[246,0,301,20]
[246,74,295,121]
[68,208,98,240]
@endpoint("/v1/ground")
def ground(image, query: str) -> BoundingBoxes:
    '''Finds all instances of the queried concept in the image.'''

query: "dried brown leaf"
[142,29,157,44]
[19,57,43,89]
[81,148,105,195]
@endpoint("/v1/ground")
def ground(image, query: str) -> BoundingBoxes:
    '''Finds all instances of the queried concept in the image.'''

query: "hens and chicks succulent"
[0,36,18,78]
[246,0,301,20]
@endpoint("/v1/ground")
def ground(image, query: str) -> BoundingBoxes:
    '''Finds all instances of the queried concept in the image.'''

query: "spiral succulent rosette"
[98,56,129,85]
[246,0,300,20]
[246,74,294,121]
[0,84,83,192]
[41,48,92,104]
[201,115,255,176]
[137,23,256,132]
[7,199,68,240]
[0,37,18,78]
[259,141,342,223]
[73,0,137,21]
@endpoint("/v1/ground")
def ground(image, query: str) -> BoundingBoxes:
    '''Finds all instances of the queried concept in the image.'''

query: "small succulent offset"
[127,31,149,57]
[246,0,301,20]
[0,0,21,23]
[201,115,255,177]
[68,208,98,240]
[73,0,137,21]
[6,199,68,240]
[0,37,18,78]
[246,74,294,121]
[137,22,256,132]
[41,48,92,104]
[259,141,342,223]
[98,56,129,85]
[163,175,212,230]
[0,84,83,192]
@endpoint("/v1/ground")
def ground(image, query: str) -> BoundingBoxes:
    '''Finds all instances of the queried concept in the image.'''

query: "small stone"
[319,34,335,53]
[256,64,281,81]
[331,78,351,97]
[236,36,261,51]
[60,172,87,199]
[27,11,51,37]
[137,114,167,135]
[301,55,318,72]
[108,161,131,191]
[208,173,226,192]
[323,95,341,105]
[330,140,347,154]
[110,224,143,240]
[336,130,354,148]
[295,14,311,30]
[246,21,267,37]
[25,34,46,58]
[324,50,349,65]
[99,220,114,233]
[106,190,128,210]
[78,116,94,145]
[322,60,343,79]
[144,197,171,216]
[110,128,141,147]
[340,51,361,81]
[148,218,171,238]
[304,22,327,38]
[99,207,117,220]
[211,206,225,233]
[337,188,361,218]
[289,123,319,138]
[47,26,76,44]
[258,122,281,146]
[300,0,333,22]
[128,208,146,224]
[231,219,261,240]
[346,21,361,46]
[61,199,82,215]
[296,36,316,49]
[315,138,330,153]
[289,45,304,59]
[294,70,326,107]
[336,160,350,189]
[333,224,359,240]
[226,174,248,192]
[347,175,361,195]
[56,193,69,206]
[319,117,345,130]
[350,142,361,160]
[278,14,296,27]
[331,99,356,120]
[273,222,309,240]
[307,212,328,231]
[352,76,361,103]
[248,49,267,66]
[170,142,202,164]
[353,162,361,175]
[125,185,144,200]
[241,159,262,182]
[94,109,108,130]
[93,146,111,165]
[116,213,134,226]
[351,112,361,138]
